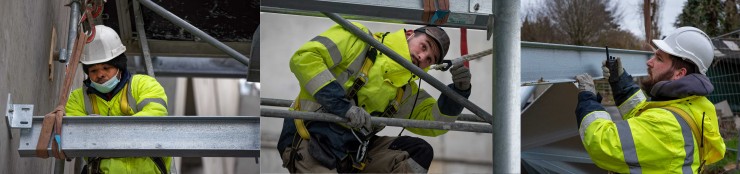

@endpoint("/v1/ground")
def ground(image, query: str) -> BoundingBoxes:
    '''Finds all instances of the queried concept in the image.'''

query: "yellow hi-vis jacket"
[576,73,725,173]
[66,73,171,174]
[288,23,458,136]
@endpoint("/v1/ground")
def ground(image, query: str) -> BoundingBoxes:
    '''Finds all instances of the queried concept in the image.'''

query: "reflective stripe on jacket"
[576,73,725,173]
[66,74,171,174]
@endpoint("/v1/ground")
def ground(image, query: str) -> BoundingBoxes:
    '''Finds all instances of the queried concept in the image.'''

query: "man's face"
[406,31,440,69]
[641,49,685,92]
[88,64,120,84]
[646,50,680,82]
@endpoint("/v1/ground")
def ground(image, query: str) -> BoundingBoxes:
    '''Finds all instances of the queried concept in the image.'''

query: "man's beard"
[640,69,674,95]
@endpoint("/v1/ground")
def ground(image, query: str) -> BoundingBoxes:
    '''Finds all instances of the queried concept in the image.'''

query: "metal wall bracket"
[5,94,35,139]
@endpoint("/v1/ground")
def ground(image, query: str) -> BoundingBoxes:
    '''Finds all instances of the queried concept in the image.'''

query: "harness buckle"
[351,130,370,170]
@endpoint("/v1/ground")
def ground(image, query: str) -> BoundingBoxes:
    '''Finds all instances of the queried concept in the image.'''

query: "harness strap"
[663,106,706,168]
[120,83,134,115]
[151,157,168,174]
[84,81,138,116]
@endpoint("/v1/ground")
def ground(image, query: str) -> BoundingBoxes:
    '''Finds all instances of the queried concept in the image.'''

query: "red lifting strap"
[460,27,469,67]
[36,30,86,160]
[422,0,450,25]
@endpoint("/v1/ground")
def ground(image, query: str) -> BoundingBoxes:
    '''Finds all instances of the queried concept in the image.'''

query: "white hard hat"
[652,26,715,75]
[81,25,126,65]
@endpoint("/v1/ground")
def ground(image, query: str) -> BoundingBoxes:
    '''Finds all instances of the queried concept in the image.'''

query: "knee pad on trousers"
[388,136,433,169]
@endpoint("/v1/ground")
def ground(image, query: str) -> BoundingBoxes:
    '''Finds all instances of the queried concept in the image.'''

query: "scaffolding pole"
[260,98,486,123]
[59,0,81,63]
[132,0,155,77]
[261,108,492,133]
[18,116,260,157]
[493,0,521,173]
[320,12,493,124]
[136,0,250,68]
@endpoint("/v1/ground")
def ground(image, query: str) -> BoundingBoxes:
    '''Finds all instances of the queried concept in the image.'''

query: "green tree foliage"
[675,0,736,37]
[521,0,645,50]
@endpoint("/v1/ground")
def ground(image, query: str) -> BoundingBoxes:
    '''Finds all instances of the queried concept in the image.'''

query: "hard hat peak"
[81,25,126,65]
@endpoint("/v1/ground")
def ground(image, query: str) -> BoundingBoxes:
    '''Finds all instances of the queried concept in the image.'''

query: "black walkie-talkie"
[605,46,619,82]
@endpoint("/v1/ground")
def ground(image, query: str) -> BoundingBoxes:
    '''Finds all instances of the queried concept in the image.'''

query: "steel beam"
[521,41,652,85]
[261,0,492,29]
[18,116,260,157]
[261,108,492,133]
[128,56,248,78]
[137,0,250,66]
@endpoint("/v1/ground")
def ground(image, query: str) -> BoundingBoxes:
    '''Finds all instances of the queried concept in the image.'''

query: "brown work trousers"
[281,136,428,173]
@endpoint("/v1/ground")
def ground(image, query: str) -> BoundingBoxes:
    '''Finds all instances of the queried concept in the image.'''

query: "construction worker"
[65,25,171,174]
[277,23,471,173]
[575,26,725,173]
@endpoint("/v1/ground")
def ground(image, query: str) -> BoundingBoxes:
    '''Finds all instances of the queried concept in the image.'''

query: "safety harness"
[83,83,136,115]
[662,106,708,173]
[290,32,406,171]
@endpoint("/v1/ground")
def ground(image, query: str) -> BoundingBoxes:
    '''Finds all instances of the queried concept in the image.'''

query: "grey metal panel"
[128,56,248,79]
[521,83,607,173]
[521,41,653,85]
[522,83,580,150]
[261,0,492,29]
[522,136,595,164]
[522,160,593,174]
[126,40,250,58]
[18,116,260,157]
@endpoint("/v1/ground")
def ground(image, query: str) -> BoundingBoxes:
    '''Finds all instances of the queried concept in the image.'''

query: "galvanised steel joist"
[17,116,260,158]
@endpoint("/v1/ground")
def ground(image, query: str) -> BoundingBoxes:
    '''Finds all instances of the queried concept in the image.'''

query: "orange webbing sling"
[35,30,86,160]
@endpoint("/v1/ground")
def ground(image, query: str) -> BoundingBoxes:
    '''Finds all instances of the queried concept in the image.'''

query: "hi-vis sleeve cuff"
[618,90,646,117]
[304,69,335,95]
[579,111,611,140]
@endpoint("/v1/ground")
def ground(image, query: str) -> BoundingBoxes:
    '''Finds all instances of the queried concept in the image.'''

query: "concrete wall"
[260,12,494,173]
[0,0,77,173]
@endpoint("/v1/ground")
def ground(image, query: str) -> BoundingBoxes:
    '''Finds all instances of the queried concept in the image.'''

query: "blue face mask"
[91,70,120,93]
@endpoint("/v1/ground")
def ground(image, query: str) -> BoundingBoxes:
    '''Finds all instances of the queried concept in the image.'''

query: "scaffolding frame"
[260,1,516,172]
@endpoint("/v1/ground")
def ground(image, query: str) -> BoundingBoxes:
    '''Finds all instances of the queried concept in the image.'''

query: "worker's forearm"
[575,91,605,128]
[438,84,471,116]
[609,72,640,106]
[313,81,352,116]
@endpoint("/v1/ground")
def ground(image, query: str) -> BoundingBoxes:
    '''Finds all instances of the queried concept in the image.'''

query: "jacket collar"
[84,69,132,101]
[650,74,714,101]
[373,29,420,87]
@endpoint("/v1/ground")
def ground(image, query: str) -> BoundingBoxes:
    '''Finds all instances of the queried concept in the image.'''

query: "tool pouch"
[308,133,338,170]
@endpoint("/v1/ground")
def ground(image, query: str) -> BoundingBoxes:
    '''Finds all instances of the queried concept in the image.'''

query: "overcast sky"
[520,0,687,38]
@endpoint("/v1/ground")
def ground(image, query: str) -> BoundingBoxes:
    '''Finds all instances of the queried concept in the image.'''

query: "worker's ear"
[672,67,687,80]
[405,29,413,38]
